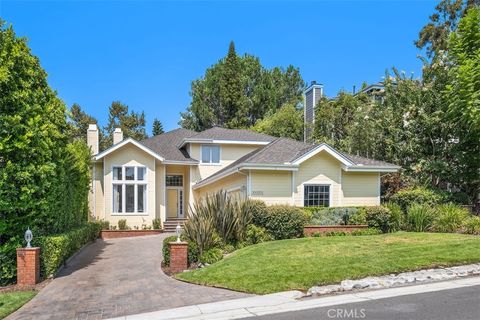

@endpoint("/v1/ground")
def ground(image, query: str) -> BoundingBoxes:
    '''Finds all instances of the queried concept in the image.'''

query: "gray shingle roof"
[342,154,397,167]
[185,126,276,143]
[140,128,197,162]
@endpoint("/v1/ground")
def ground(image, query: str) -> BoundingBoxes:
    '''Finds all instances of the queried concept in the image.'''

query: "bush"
[0,238,22,285]
[250,200,269,227]
[307,207,362,225]
[223,244,236,254]
[433,204,470,233]
[152,219,161,230]
[364,206,394,233]
[351,228,382,236]
[390,187,449,212]
[383,202,405,232]
[348,208,367,225]
[162,235,199,267]
[36,222,102,278]
[406,204,434,232]
[244,224,274,245]
[255,205,309,240]
[97,220,110,230]
[118,219,128,230]
[463,216,480,235]
[199,248,224,265]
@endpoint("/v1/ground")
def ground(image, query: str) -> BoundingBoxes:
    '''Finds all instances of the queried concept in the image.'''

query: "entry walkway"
[9,234,250,320]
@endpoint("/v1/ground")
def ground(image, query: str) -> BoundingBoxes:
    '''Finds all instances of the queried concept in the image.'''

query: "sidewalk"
[108,276,480,320]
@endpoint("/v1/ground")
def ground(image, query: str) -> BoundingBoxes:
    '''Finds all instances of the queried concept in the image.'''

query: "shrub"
[0,238,21,285]
[433,204,470,233]
[463,216,480,235]
[351,228,382,236]
[199,248,224,265]
[152,219,161,230]
[383,202,405,231]
[406,204,434,232]
[250,200,269,227]
[348,208,367,225]
[118,219,128,230]
[244,224,274,245]
[97,220,110,230]
[255,205,309,240]
[390,187,449,212]
[364,206,394,233]
[307,207,361,225]
[162,235,199,267]
[36,222,102,278]
[222,244,236,254]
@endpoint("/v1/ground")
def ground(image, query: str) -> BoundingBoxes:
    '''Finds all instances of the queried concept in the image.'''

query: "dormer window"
[201,145,220,164]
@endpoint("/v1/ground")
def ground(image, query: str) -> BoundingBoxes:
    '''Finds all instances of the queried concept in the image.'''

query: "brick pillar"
[169,242,188,273]
[16,247,41,286]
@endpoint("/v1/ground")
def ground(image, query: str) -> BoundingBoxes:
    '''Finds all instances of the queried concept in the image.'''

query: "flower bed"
[304,225,368,236]
[100,229,163,239]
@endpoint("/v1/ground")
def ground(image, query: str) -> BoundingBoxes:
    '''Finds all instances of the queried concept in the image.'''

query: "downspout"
[236,169,250,197]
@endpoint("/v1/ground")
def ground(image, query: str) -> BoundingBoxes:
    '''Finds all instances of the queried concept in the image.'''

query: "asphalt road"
[244,285,480,320]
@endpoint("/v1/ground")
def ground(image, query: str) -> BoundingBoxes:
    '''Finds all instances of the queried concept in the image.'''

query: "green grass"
[0,291,36,319]
[177,232,480,294]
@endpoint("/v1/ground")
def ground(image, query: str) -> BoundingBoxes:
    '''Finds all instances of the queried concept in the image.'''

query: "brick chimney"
[87,124,99,155]
[113,128,123,145]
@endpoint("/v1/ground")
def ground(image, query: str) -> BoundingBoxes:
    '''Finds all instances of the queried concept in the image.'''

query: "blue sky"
[1,0,436,132]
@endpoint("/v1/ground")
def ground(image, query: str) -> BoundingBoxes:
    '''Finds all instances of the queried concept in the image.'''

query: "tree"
[180,42,304,131]
[101,101,147,149]
[68,103,100,142]
[252,104,304,140]
[445,6,480,200]
[152,118,164,136]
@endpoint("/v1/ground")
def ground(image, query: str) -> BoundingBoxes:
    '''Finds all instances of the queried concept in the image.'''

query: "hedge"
[253,205,309,240]
[305,207,364,225]
[36,222,102,278]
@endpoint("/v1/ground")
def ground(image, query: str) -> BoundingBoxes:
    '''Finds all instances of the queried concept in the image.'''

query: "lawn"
[0,291,36,319]
[177,232,480,294]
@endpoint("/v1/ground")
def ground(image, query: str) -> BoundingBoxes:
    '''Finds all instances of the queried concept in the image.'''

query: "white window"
[112,166,147,214]
[201,145,220,164]
[304,185,330,207]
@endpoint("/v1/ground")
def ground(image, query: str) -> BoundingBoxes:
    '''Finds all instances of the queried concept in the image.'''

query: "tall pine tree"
[152,118,164,136]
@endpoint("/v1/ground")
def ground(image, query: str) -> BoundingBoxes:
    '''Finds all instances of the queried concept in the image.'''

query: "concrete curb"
[108,277,480,320]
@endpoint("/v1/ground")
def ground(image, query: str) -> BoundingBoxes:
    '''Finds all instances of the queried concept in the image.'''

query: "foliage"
[381,173,415,202]
[0,290,37,319]
[383,202,405,231]
[364,206,395,233]
[101,101,147,150]
[323,228,382,237]
[0,238,21,285]
[252,104,303,140]
[97,220,110,230]
[406,204,435,232]
[199,247,224,265]
[162,235,199,267]
[151,118,164,136]
[432,203,470,233]
[244,224,274,245]
[253,205,308,240]
[390,187,449,212]
[152,219,161,230]
[463,216,480,235]
[177,233,480,294]
[180,41,304,131]
[117,219,128,231]
[250,200,269,226]
[67,103,100,142]
[36,222,102,278]
[348,209,367,225]
[307,207,361,226]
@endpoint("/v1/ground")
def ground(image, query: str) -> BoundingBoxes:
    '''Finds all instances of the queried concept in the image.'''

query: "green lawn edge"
[0,290,37,319]
[176,232,480,294]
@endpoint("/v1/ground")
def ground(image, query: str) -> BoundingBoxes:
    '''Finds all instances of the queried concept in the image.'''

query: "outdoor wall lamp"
[25,227,33,248]
[176,223,182,242]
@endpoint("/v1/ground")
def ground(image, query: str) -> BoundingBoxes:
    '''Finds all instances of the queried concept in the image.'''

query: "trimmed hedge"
[390,187,450,212]
[253,205,309,240]
[305,207,363,225]
[162,235,199,267]
[37,222,102,278]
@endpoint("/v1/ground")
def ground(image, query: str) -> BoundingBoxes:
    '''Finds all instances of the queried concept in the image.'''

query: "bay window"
[113,166,147,214]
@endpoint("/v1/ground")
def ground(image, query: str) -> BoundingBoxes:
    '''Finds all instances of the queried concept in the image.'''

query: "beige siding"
[250,170,292,205]
[89,162,104,220]
[294,151,342,207]
[155,164,166,223]
[194,173,247,201]
[104,144,156,228]
[342,172,380,206]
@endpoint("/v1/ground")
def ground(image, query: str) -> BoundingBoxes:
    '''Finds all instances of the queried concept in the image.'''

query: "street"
[244,285,480,320]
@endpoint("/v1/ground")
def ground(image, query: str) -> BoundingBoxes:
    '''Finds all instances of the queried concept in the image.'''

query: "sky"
[1,0,436,132]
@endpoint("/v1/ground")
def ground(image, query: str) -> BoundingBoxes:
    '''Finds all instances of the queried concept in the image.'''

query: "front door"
[166,189,184,218]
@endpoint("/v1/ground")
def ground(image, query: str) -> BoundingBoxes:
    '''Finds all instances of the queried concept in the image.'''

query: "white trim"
[378,172,381,204]
[162,160,198,165]
[302,183,332,208]
[165,173,185,218]
[247,170,252,197]
[292,144,354,166]
[111,165,148,215]
[290,171,295,205]
[342,165,399,172]
[200,144,221,164]
[226,185,243,193]
[179,139,270,148]
[94,138,165,162]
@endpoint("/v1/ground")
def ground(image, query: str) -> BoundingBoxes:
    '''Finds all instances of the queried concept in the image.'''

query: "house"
[87,125,399,229]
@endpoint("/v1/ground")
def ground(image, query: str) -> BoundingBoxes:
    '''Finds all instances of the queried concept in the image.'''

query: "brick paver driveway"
[9,234,251,320]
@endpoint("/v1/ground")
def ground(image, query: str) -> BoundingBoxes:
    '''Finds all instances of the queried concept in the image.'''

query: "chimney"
[113,128,123,145]
[304,80,324,142]
[87,124,99,155]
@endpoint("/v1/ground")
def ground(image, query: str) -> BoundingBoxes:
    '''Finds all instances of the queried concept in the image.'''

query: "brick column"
[16,247,41,286]
[169,242,188,273]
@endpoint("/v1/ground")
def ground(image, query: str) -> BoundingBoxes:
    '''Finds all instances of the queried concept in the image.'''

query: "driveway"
[9,234,251,320]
